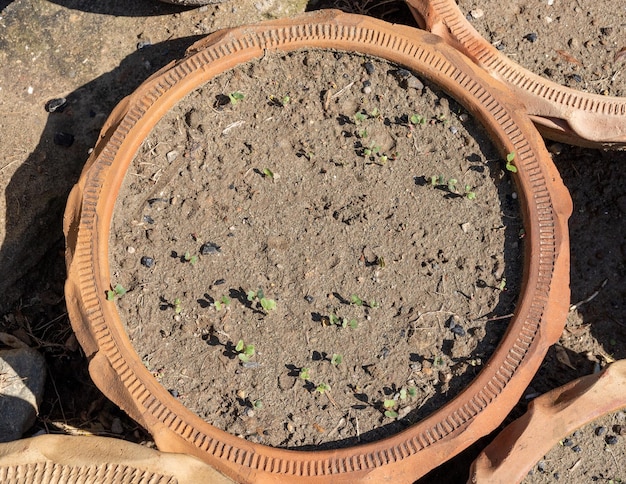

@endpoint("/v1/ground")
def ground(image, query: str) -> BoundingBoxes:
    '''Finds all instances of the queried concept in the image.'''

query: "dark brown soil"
[109,50,522,449]
[1,0,625,482]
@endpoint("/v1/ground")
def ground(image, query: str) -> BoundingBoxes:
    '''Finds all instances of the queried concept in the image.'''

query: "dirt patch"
[109,50,522,449]
[457,0,626,96]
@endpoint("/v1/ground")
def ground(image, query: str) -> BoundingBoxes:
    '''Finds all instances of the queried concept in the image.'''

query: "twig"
[47,368,66,423]
[222,120,244,134]
[331,81,355,99]
[325,391,338,408]
[569,278,608,311]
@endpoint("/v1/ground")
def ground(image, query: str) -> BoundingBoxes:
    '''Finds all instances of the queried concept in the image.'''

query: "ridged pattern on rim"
[0,462,176,484]
[65,11,569,482]
[420,0,626,136]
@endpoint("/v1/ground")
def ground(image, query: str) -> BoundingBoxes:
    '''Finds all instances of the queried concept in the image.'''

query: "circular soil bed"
[109,50,523,449]
[457,0,626,97]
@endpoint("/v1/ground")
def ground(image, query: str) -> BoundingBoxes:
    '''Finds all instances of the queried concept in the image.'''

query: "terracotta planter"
[64,10,572,483]
[469,360,626,484]
[406,0,626,149]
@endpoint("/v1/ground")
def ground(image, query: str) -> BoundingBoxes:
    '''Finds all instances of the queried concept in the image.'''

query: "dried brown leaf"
[555,49,583,66]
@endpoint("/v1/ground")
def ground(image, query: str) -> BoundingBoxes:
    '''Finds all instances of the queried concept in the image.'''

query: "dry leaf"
[555,344,576,370]
[556,49,583,66]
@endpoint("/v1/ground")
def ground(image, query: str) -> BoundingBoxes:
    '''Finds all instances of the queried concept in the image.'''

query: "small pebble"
[451,324,466,336]
[548,143,563,155]
[166,150,179,163]
[406,76,424,90]
[614,424,626,436]
[569,74,583,83]
[605,435,618,445]
[571,445,582,453]
[168,389,179,398]
[140,256,155,268]
[143,215,155,224]
[137,40,152,49]
[362,86,372,95]
[200,242,221,255]
[363,61,375,75]
[53,132,74,147]
[537,461,546,473]
[45,97,67,113]
[304,295,314,303]
[449,126,458,134]
[242,361,260,369]
[469,8,484,19]
[562,437,573,447]
[394,69,410,80]
[547,0,554,5]
[127,246,136,254]
[595,426,607,436]
[525,32,538,43]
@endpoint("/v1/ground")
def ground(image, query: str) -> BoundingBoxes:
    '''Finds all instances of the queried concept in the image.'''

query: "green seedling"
[447,178,458,193]
[253,399,263,409]
[235,339,255,362]
[410,114,426,125]
[260,297,276,311]
[183,251,199,265]
[369,107,380,118]
[315,382,331,394]
[174,298,182,314]
[269,94,290,107]
[465,185,476,200]
[351,295,379,309]
[498,278,507,291]
[354,112,367,123]
[262,168,274,179]
[399,386,417,400]
[247,289,277,312]
[228,91,244,105]
[213,296,231,311]
[362,143,381,158]
[106,283,127,301]
[331,354,343,366]
[328,314,358,329]
[350,294,364,306]
[430,175,446,186]
[383,399,398,418]
[358,129,369,139]
[299,367,311,381]
[505,151,518,173]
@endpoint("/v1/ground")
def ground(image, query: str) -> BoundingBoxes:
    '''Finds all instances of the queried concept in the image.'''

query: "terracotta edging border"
[63,10,572,483]
[0,434,235,484]
[469,360,626,484]
[406,0,626,149]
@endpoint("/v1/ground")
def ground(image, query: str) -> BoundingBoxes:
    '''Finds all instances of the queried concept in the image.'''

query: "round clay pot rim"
[406,0,626,149]
[64,10,572,483]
